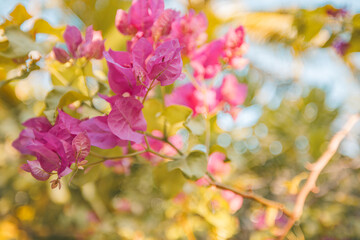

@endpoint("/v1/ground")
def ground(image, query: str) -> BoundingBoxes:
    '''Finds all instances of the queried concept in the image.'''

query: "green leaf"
[168,150,207,180]
[142,98,164,132]
[0,26,51,59]
[1,4,32,27]
[153,163,186,198]
[44,86,90,122]
[185,114,206,135]
[162,104,192,125]
[29,19,65,39]
[347,29,360,54]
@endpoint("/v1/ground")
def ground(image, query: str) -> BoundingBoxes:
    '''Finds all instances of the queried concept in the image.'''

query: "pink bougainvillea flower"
[53,47,71,63]
[79,26,106,60]
[63,25,83,57]
[332,38,349,56]
[218,74,247,106]
[190,40,224,80]
[72,132,91,162]
[165,83,220,116]
[146,39,183,86]
[105,38,182,97]
[170,10,207,56]
[223,26,248,69]
[167,75,247,118]
[105,95,147,143]
[104,49,147,97]
[221,190,243,213]
[152,9,180,42]
[13,111,92,181]
[115,0,164,37]
[207,152,231,177]
[53,25,105,63]
[79,116,127,149]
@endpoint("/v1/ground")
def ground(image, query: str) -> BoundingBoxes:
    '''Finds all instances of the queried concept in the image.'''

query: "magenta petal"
[63,25,82,57]
[220,74,247,106]
[170,10,207,55]
[80,116,127,149]
[132,38,153,67]
[23,117,52,132]
[27,160,51,181]
[12,129,36,155]
[53,47,70,63]
[190,39,224,80]
[21,163,31,172]
[116,9,131,35]
[152,9,179,41]
[27,143,60,172]
[108,96,146,143]
[79,25,105,59]
[58,166,72,178]
[104,50,145,96]
[55,110,82,135]
[129,0,164,36]
[72,132,91,161]
[146,39,182,86]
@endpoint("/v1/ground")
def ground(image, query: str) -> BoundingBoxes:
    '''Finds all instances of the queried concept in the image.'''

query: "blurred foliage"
[1,1,360,240]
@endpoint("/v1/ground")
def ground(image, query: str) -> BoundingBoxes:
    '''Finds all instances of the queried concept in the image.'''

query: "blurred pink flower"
[53,25,105,62]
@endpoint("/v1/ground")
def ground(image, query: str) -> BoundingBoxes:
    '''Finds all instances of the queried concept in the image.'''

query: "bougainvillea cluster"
[13,0,247,216]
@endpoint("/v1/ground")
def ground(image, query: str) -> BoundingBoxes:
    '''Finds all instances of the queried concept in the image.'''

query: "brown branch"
[206,172,293,217]
[278,114,360,240]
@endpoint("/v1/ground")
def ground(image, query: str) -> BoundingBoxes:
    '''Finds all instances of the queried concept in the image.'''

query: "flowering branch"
[278,114,360,240]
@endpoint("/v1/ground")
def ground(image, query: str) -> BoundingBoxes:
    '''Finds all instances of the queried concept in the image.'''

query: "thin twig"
[278,114,360,240]
[206,172,292,217]
[144,132,184,155]
[86,150,147,168]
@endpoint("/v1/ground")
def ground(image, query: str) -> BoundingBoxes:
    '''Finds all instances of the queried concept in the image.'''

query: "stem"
[147,149,178,160]
[206,172,292,217]
[144,132,183,156]
[142,79,156,104]
[86,150,147,168]
[277,114,360,240]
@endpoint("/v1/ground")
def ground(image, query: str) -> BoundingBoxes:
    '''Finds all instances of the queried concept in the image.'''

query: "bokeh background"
[1,0,360,239]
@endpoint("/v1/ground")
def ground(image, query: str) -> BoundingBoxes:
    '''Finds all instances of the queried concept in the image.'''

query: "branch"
[144,132,184,156]
[206,172,292,217]
[86,150,147,167]
[278,114,360,239]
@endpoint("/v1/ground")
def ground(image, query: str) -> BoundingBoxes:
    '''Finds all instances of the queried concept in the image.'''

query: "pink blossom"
[152,9,180,42]
[105,38,182,97]
[146,39,183,86]
[13,111,92,181]
[333,38,349,56]
[53,25,105,63]
[79,116,127,149]
[190,40,224,80]
[105,95,147,143]
[63,25,82,57]
[170,10,207,55]
[115,0,164,37]
[165,83,220,116]
[218,74,247,106]
[52,47,70,63]
[207,152,231,177]
[79,26,105,60]
[223,26,247,69]
[221,190,243,213]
